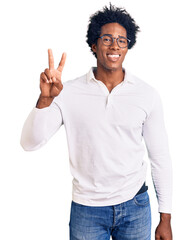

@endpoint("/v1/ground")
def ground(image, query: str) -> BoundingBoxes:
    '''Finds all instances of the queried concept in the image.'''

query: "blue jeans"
[69,191,151,240]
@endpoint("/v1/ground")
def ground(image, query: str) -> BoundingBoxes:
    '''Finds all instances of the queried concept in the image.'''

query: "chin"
[97,58,123,72]
[105,64,122,72]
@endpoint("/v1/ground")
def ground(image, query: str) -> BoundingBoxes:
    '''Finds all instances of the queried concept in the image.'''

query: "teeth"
[108,54,119,57]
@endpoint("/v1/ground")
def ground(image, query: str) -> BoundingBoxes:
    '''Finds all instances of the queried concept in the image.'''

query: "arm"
[20,49,66,151]
[142,90,173,239]
[20,102,63,151]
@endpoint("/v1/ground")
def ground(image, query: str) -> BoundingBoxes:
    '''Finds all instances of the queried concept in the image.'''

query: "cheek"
[96,43,107,56]
[121,50,128,60]
[97,49,107,60]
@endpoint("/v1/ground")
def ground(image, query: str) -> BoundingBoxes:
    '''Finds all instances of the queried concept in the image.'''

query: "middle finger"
[44,68,52,81]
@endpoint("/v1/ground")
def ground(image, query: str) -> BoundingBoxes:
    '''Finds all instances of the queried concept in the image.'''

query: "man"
[21,4,173,240]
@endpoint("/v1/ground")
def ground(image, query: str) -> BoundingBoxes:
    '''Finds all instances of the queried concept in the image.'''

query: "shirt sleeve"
[142,90,173,213]
[20,101,63,151]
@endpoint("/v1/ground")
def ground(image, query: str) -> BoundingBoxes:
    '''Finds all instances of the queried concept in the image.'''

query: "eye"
[103,36,111,42]
[119,38,127,44]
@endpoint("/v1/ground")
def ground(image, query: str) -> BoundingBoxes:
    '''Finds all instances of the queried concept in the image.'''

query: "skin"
[36,49,66,108]
[91,23,128,93]
[156,213,172,240]
[36,23,173,240]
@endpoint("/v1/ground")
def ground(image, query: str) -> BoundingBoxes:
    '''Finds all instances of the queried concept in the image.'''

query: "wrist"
[36,95,54,109]
[159,213,171,223]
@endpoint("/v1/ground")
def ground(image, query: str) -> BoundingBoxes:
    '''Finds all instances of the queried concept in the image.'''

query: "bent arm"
[142,90,173,214]
[20,102,63,151]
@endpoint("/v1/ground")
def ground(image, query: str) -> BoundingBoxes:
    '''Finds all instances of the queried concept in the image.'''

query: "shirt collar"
[86,67,135,84]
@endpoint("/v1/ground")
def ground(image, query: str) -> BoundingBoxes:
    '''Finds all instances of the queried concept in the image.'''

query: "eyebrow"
[103,33,127,38]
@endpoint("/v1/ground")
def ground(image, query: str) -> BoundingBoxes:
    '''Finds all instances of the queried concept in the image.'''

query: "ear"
[91,43,97,53]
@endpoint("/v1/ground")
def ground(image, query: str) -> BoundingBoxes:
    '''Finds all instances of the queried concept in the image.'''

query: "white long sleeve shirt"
[21,67,172,213]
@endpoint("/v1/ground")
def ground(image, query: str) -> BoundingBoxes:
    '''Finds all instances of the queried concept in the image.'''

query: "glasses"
[99,34,131,48]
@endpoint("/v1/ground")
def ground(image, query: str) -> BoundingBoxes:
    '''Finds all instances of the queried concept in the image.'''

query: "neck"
[94,65,125,86]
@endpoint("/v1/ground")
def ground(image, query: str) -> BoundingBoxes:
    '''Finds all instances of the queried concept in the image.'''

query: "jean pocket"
[134,191,150,207]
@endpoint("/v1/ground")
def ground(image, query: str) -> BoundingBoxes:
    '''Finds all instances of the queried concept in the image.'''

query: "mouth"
[106,53,121,62]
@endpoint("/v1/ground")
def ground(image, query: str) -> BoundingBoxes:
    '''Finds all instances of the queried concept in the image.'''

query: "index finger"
[57,52,66,72]
[48,49,54,70]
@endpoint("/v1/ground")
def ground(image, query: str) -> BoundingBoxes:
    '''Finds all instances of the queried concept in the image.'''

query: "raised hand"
[40,49,66,98]
[37,49,66,108]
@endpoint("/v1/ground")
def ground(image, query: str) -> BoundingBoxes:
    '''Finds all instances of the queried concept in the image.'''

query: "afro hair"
[86,3,140,58]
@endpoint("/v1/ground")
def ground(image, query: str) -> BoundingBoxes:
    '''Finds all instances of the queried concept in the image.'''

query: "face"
[92,22,128,72]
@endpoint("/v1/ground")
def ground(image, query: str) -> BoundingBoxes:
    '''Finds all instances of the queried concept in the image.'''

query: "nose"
[110,38,120,49]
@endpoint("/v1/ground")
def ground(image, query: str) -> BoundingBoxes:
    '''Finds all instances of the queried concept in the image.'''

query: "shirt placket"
[94,80,125,108]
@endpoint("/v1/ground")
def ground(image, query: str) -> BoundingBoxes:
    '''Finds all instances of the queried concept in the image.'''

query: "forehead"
[101,23,127,36]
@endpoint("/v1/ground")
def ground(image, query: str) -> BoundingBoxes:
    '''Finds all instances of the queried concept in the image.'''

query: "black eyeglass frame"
[98,34,131,48]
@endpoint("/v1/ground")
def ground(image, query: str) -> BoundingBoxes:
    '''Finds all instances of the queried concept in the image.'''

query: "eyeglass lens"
[102,35,128,48]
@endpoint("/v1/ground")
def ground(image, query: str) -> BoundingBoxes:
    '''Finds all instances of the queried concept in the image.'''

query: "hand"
[155,213,172,240]
[40,49,66,98]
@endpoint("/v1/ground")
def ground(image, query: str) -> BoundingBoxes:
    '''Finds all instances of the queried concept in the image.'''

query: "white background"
[0,0,192,239]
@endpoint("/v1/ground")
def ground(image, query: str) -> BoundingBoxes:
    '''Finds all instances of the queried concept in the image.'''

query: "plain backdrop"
[0,0,192,239]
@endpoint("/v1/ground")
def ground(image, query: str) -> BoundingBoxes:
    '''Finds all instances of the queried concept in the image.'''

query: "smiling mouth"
[106,54,121,62]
